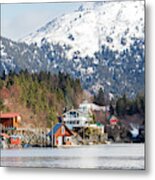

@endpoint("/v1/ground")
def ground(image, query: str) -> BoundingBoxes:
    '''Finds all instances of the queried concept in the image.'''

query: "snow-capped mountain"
[0,1,145,98]
[22,1,144,59]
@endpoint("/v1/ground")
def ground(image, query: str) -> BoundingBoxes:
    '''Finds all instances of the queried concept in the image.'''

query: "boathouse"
[47,123,74,146]
[0,113,21,129]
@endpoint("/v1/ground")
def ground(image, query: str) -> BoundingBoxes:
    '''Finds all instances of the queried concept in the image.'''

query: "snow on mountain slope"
[21,1,144,59]
[1,1,144,97]
[0,36,48,75]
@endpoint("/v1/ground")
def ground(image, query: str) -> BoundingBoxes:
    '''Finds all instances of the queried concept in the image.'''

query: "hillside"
[0,71,83,127]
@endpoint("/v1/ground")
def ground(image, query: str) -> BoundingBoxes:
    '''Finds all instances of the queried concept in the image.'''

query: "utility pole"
[51,121,53,148]
[83,127,85,144]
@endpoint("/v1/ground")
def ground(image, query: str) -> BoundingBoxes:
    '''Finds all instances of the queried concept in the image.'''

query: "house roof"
[0,133,10,138]
[48,123,62,136]
[47,123,73,136]
[0,113,21,119]
[109,115,119,124]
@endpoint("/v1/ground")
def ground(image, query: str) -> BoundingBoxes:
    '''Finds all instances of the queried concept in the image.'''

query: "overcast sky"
[1,2,81,41]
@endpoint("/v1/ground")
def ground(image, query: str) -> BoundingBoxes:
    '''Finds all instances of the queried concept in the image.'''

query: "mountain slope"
[0,36,48,75]
[0,1,145,98]
[21,1,144,59]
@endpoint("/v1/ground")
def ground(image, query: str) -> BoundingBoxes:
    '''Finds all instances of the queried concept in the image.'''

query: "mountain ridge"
[21,1,144,59]
[0,1,145,98]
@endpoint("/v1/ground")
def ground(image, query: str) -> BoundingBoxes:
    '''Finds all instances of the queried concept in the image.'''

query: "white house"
[63,101,108,130]
[63,108,92,129]
[79,100,108,112]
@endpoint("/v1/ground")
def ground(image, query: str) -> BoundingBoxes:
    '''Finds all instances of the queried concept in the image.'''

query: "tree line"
[0,70,83,127]
[94,87,145,117]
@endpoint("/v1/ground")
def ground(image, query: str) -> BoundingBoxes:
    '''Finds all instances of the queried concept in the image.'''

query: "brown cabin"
[0,113,21,129]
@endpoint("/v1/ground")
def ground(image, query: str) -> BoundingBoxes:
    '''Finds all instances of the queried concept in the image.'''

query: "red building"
[109,115,119,125]
[10,135,21,145]
[0,113,21,129]
[47,123,74,146]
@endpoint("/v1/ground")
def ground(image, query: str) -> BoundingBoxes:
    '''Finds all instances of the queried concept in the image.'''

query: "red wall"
[54,126,72,138]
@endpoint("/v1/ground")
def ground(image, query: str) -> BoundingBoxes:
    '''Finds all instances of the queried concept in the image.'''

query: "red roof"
[0,113,20,119]
[109,115,119,124]
[0,133,10,138]
[110,119,118,123]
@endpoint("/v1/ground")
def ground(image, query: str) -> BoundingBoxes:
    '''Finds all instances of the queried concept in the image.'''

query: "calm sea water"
[1,144,145,169]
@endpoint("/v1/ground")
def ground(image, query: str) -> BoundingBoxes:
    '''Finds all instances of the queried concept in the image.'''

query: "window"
[70,111,77,118]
